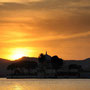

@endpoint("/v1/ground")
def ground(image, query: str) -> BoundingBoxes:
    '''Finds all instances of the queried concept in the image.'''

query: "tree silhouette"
[69,64,83,77]
[51,56,63,77]
[7,63,15,71]
[69,64,82,71]
[38,53,47,77]
[38,53,46,64]
[7,60,38,76]
[23,61,38,75]
[7,63,19,75]
[51,56,63,70]
[7,54,64,77]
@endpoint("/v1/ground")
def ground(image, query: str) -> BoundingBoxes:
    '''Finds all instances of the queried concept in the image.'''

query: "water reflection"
[13,85,22,90]
[0,79,90,90]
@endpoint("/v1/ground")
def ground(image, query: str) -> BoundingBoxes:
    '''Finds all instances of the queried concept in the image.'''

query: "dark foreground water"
[0,78,90,90]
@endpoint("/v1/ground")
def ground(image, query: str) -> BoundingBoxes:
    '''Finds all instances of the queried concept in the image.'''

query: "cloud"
[0,0,42,3]
[0,0,90,43]
[1,30,90,44]
[0,0,90,11]
[0,8,90,44]
[0,0,90,60]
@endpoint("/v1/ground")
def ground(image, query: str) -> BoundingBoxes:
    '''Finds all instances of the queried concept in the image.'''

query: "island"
[0,52,90,79]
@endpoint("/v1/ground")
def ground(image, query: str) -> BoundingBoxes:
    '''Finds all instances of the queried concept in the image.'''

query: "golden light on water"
[13,85,22,90]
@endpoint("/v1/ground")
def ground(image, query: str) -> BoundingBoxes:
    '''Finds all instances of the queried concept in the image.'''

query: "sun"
[10,48,27,60]
[9,48,33,60]
[11,53,25,60]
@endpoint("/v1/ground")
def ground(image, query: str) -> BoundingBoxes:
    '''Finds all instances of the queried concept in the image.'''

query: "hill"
[0,57,38,77]
[0,57,90,77]
[0,58,12,77]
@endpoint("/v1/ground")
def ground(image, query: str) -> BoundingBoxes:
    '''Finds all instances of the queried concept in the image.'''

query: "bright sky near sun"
[0,0,42,3]
[0,0,90,60]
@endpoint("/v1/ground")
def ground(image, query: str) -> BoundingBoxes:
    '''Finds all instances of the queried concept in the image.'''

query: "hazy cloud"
[0,0,42,4]
[0,0,90,59]
[0,0,90,11]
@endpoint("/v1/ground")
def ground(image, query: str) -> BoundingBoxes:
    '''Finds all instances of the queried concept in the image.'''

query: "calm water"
[0,78,90,90]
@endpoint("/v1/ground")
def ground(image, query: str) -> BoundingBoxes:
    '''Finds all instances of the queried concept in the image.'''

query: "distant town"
[0,52,90,78]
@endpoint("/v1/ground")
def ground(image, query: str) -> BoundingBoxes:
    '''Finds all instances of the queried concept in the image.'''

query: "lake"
[0,78,90,90]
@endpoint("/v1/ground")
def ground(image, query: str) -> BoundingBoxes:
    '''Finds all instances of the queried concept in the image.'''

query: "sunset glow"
[0,0,90,60]
[8,48,34,60]
[11,53,25,60]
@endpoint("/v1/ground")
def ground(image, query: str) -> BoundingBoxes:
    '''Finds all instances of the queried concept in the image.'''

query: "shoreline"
[6,76,90,79]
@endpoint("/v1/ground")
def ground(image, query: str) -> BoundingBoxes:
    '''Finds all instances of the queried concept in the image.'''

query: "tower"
[45,51,51,61]
[46,51,47,55]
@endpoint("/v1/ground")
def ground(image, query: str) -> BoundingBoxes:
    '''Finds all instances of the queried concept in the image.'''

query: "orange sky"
[0,0,90,60]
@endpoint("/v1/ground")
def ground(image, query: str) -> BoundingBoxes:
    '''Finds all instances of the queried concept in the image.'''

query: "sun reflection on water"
[13,85,22,90]
[0,79,90,90]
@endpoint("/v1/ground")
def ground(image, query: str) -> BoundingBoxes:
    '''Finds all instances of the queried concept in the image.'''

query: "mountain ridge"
[0,57,90,77]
